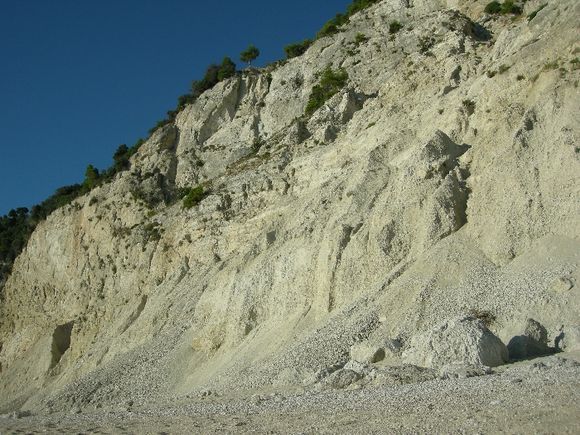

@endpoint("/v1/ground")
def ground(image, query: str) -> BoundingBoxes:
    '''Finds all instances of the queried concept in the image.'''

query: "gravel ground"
[2,355,579,434]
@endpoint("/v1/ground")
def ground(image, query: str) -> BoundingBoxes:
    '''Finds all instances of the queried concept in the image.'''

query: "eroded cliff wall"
[0,0,578,412]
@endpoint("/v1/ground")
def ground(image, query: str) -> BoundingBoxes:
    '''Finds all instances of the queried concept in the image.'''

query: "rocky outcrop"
[0,0,579,414]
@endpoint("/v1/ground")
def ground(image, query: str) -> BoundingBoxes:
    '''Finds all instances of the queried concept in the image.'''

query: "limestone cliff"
[0,0,578,413]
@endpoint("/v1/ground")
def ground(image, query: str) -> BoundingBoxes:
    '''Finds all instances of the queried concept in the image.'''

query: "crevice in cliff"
[328,224,354,312]
[120,295,148,334]
[50,321,74,370]
[457,161,472,228]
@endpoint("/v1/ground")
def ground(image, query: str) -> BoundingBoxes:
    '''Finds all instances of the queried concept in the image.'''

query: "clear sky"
[0,0,352,215]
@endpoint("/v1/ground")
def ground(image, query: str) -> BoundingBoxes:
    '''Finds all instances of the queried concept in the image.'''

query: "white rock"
[402,315,509,369]
[559,326,580,352]
[350,343,386,364]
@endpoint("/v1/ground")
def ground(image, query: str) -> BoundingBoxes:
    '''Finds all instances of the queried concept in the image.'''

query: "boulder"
[524,319,548,344]
[402,315,509,368]
[350,343,385,364]
[320,369,362,390]
[350,338,403,365]
[557,325,580,352]
[507,319,555,360]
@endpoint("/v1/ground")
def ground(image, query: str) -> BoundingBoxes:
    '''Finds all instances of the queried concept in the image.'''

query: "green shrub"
[305,66,349,116]
[389,21,403,34]
[317,13,348,38]
[316,0,380,40]
[149,56,239,137]
[346,0,380,16]
[30,184,85,222]
[484,1,501,13]
[527,3,547,21]
[284,39,313,59]
[112,144,131,171]
[0,128,152,273]
[192,64,220,97]
[217,57,236,81]
[500,1,521,14]
[83,165,100,189]
[182,185,206,209]
[485,1,522,15]
[176,94,195,112]
[0,208,33,269]
[354,33,369,45]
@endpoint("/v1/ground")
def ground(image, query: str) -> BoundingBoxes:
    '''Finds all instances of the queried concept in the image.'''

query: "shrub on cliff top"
[284,39,313,59]
[484,1,502,13]
[305,66,349,116]
[485,1,522,15]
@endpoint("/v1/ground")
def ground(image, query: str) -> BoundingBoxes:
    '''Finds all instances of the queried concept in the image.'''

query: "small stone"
[251,394,263,405]
[384,339,402,353]
[439,363,492,379]
[199,389,215,398]
[550,277,574,293]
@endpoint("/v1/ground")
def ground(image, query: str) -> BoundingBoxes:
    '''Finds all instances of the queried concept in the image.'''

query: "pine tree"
[217,57,236,80]
[240,45,260,66]
[84,164,100,189]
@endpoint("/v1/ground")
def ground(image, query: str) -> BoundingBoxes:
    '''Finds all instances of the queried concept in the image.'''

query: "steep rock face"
[0,0,579,412]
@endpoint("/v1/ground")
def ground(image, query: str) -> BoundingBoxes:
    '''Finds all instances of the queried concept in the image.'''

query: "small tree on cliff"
[83,164,100,189]
[217,57,237,81]
[240,44,260,66]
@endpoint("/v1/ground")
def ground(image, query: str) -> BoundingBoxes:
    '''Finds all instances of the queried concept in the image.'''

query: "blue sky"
[0,0,352,215]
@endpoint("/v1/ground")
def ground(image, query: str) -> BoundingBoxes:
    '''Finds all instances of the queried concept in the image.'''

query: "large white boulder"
[402,315,509,368]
